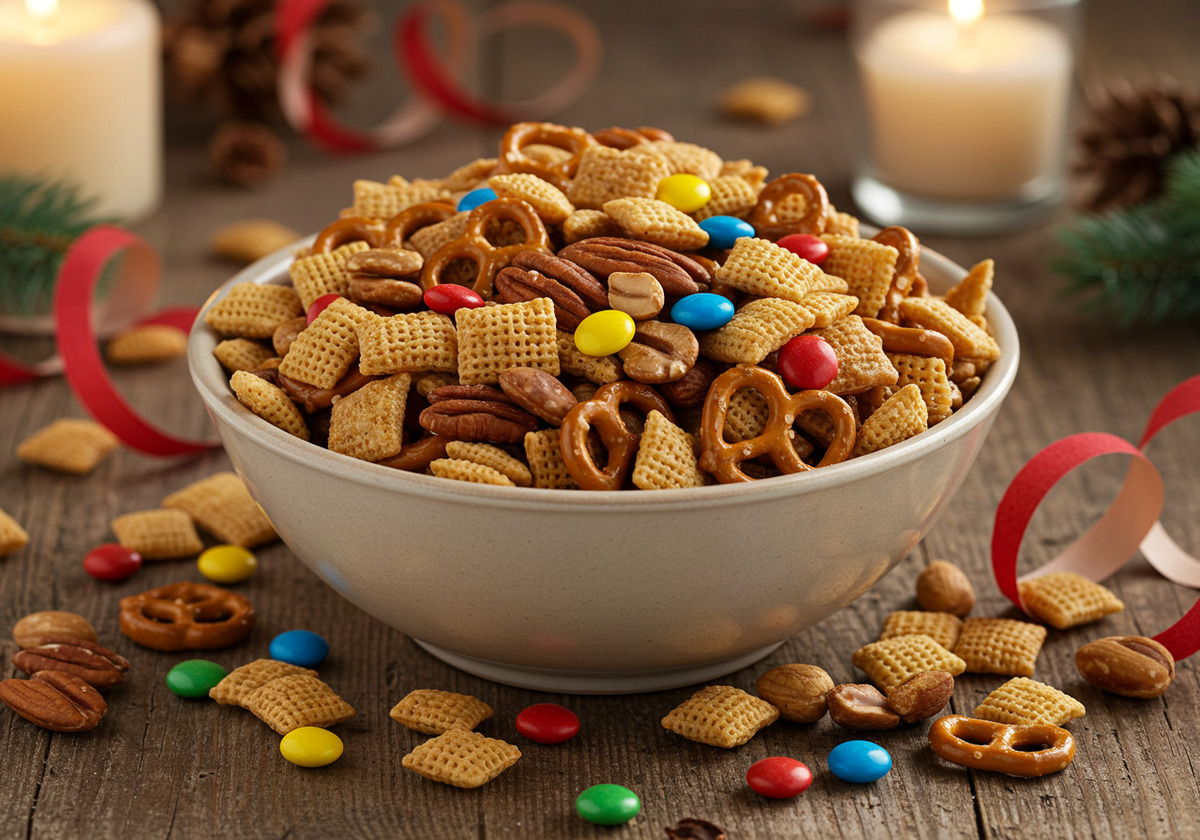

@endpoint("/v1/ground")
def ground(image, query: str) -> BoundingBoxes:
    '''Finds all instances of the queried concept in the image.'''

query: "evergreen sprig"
[1053,147,1200,326]
[0,173,109,320]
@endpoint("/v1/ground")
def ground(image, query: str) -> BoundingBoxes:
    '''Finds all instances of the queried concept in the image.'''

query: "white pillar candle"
[857,1,1073,201]
[0,0,162,220]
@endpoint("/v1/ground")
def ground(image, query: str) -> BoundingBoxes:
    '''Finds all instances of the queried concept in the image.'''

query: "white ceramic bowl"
[188,242,1018,693]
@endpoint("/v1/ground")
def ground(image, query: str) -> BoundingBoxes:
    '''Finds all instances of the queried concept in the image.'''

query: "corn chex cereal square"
[879,610,964,651]
[882,353,954,426]
[556,330,621,383]
[851,634,966,692]
[632,410,706,490]
[110,509,204,560]
[953,617,1047,677]
[898,296,1001,362]
[288,241,370,309]
[351,178,448,219]
[826,210,861,238]
[1018,572,1125,629]
[562,209,623,244]
[852,383,928,457]
[0,507,29,557]
[661,685,779,748]
[699,298,815,364]
[445,441,532,487]
[277,297,372,389]
[819,234,899,319]
[407,213,468,257]
[357,311,457,376]
[567,145,671,209]
[204,282,304,339]
[402,728,521,789]
[389,689,494,735]
[429,459,515,486]
[715,237,828,303]
[523,429,578,489]
[630,140,723,181]
[815,315,900,396]
[488,173,574,225]
[214,338,277,372]
[455,298,559,386]
[230,370,310,440]
[692,175,760,222]
[106,324,188,365]
[162,472,277,548]
[328,373,411,462]
[601,198,709,250]
[436,158,496,192]
[973,677,1086,727]
[17,418,120,475]
[799,292,859,328]
[945,258,993,324]
[209,659,318,707]
[243,674,355,735]
[723,387,769,442]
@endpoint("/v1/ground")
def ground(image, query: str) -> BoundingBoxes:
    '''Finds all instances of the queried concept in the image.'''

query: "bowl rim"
[188,236,1020,513]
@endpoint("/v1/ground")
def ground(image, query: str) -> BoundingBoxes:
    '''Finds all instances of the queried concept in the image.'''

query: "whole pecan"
[420,385,539,443]
[494,251,607,330]
[0,670,107,732]
[13,635,130,690]
[557,237,710,298]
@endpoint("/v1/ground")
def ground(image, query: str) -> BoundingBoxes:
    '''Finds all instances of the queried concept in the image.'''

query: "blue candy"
[699,215,755,249]
[269,629,330,668]
[828,740,892,783]
[670,293,735,331]
[457,188,497,212]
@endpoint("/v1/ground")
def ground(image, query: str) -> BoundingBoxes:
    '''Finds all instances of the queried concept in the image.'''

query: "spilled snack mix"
[207,122,1003,490]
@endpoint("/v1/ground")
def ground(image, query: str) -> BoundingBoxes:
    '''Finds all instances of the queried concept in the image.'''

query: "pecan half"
[617,320,699,384]
[499,367,579,425]
[273,316,308,357]
[0,670,107,732]
[660,359,716,409]
[13,636,130,690]
[494,251,606,330]
[420,385,539,443]
[346,247,425,309]
[557,237,710,297]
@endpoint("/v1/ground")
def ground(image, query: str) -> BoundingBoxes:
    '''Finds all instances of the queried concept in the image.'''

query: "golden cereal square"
[455,298,559,386]
[692,175,760,222]
[953,617,1047,677]
[562,209,623,244]
[16,418,120,475]
[209,659,318,707]
[699,298,815,364]
[214,338,277,372]
[851,634,966,692]
[357,311,458,376]
[814,315,899,395]
[886,353,954,425]
[556,330,621,383]
[230,370,311,440]
[162,472,277,548]
[819,234,899,319]
[105,325,188,365]
[110,509,204,560]
[632,410,706,490]
[723,387,769,442]
[401,728,521,789]
[630,140,723,181]
[852,383,928,457]
[1018,572,1125,629]
[429,459,516,486]
[351,178,449,219]
[715,236,827,303]
[974,677,1086,727]
[825,210,861,238]
[328,373,411,462]
[205,282,304,338]
[567,145,671,209]
[243,674,355,735]
[445,441,532,487]
[0,507,30,557]
[389,689,494,735]
[277,297,372,389]
[488,173,575,225]
[407,213,468,258]
[661,685,779,748]
[799,292,859,328]
[288,241,370,309]
[945,258,993,321]
[437,158,496,192]
[879,610,964,651]
[898,296,1001,362]
[524,429,579,489]
[601,198,709,250]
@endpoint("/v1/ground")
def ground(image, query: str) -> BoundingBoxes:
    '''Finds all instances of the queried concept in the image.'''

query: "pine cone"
[1075,75,1200,211]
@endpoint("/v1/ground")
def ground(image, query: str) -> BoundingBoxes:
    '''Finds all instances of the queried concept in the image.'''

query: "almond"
[1075,636,1175,698]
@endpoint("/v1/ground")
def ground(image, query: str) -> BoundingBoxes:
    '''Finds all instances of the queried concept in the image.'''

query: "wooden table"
[3,1,1199,837]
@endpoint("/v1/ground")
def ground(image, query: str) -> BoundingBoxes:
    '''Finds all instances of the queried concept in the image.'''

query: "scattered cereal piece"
[953,617,1047,677]
[162,472,277,548]
[1018,572,1125,629]
[0,507,30,557]
[105,324,188,365]
[488,172,575,225]
[898,296,1001,363]
[879,610,964,651]
[974,677,1086,727]
[719,76,813,125]
[851,634,966,692]
[110,509,204,560]
[661,685,779,748]
[210,219,301,264]
[243,673,355,735]
[945,258,993,325]
[389,689,494,735]
[402,728,521,788]
[209,659,318,707]
[16,418,120,475]
[357,311,458,376]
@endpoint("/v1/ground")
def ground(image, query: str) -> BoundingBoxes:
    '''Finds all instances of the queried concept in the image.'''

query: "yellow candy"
[280,726,343,768]
[197,544,258,584]
[574,310,636,357]
[656,174,711,213]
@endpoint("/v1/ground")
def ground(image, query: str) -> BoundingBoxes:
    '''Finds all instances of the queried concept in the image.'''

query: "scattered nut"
[885,670,955,724]
[210,218,301,265]
[916,560,975,616]
[0,670,107,732]
[1076,636,1175,698]
[13,611,97,649]
[826,683,900,731]
[756,663,834,723]
[13,636,130,690]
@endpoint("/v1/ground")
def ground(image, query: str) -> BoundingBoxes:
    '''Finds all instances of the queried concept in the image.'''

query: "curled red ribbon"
[992,375,1200,660]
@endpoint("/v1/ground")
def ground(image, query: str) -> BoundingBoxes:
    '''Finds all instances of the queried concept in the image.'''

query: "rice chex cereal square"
[661,685,779,748]
[953,617,1047,677]
[973,677,1086,727]
[456,298,559,386]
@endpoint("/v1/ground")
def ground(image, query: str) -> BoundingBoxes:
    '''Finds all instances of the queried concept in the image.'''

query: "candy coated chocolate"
[515,703,580,744]
[269,630,330,668]
[165,659,228,698]
[745,756,813,798]
[777,334,839,390]
[699,215,754,249]
[671,293,735,331]
[656,174,711,213]
[828,740,892,783]
[575,310,636,356]
[280,726,343,767]
[424,284,485,315]
[197,544,258,584]
[776,233,829,265]
[575,783,641,825]
[83,543,142,582]
[457,187,497,212]
[306,293,341,325]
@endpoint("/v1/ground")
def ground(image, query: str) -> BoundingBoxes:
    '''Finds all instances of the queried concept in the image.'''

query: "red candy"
[776,233,829,265]
[306,293,341,325]
[746,756,813,799]
[83,543,143,582]
[424,284,485,315]
[778,335,839,391]
[514,703,580,744]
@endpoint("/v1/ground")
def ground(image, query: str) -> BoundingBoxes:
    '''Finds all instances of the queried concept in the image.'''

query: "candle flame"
[25,0,59,24]
[949,0,983,25]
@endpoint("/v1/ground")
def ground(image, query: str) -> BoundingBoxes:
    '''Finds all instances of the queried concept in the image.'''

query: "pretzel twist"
[494,121,597,191]
[861,317,955,368]
[560,381,675,491]
[698,366,856,484]
[312,216,387,253]
[380,200,459,249]
[872,225,921,323]
[118,582,255,651]
[744,173,830,242]
[928,715,1076,778]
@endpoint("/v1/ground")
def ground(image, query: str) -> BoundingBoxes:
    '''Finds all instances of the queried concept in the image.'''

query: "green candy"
[575,783,641,826]
[165,659,228,698]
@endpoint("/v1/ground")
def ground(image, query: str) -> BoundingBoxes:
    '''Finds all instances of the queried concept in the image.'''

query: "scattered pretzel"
[744,173,830,242]
[872,225,921,323]
[698,366,856,484]
[118,581,255,651]
[312,216,386,253]
[418,197,551,298]
[380,200,459,249]
[928,715,1076,778]
[375,434,450,472]
[560,381,675,491]
[861,317,955,369]
[494,121,597,191]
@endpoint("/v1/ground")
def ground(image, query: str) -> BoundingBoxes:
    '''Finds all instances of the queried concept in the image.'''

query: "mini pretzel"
[118,581,255,651]
[698,366,856,484]
[313,216,386,253]
[592,125,675,149]
[495,121,597,191]
[375,434,450,472]
[861,317,955,368]
[560,381,675,491]
[744,173,830,241]
[872,226,921,323]
[419,197,551,299]
[380,200,459,248]
[928,715,1076,778]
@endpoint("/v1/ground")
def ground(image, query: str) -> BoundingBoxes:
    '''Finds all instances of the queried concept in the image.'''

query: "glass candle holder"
[851,0,1081,234]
